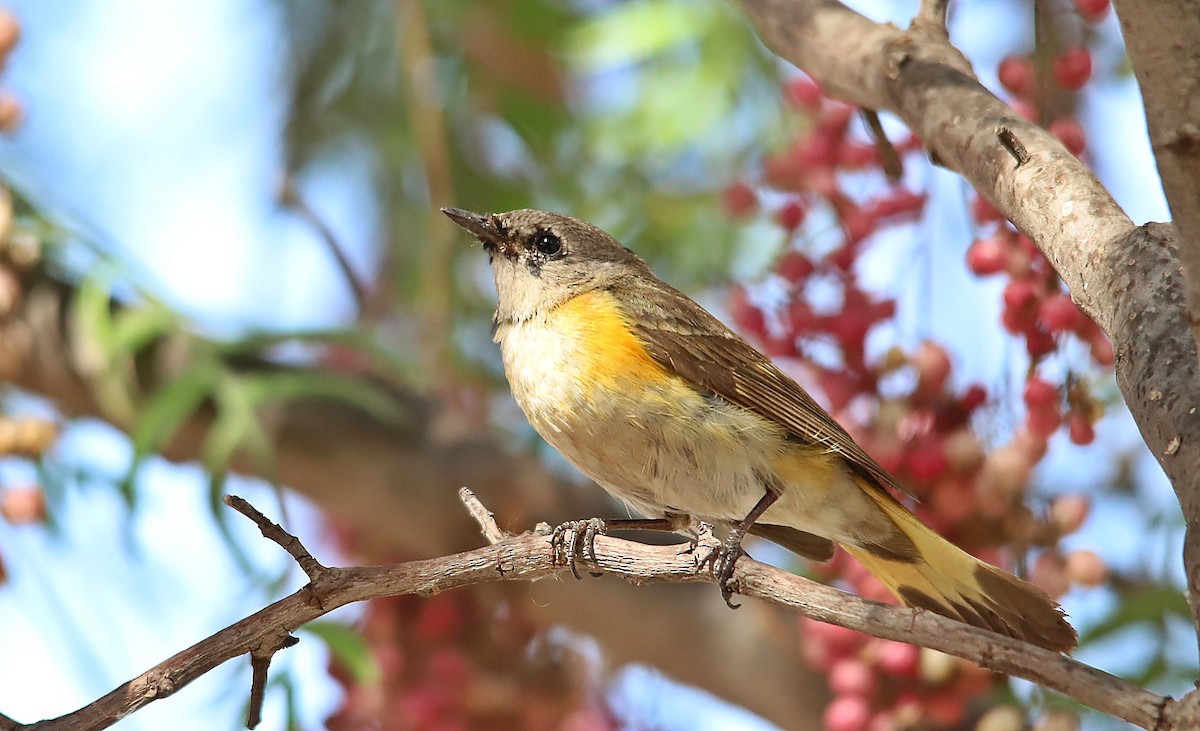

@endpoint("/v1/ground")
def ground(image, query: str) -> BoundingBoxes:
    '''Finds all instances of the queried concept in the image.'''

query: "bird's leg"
[551,515,690,578]
[714,490,780,608]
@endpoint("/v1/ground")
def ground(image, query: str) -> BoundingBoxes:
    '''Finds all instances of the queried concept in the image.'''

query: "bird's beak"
[441,207,501,248]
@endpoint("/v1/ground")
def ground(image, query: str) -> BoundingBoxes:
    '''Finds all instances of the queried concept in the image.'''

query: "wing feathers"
[620,278,912,500]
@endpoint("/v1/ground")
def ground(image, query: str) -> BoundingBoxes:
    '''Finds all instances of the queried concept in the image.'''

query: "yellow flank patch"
[553,290,674,399]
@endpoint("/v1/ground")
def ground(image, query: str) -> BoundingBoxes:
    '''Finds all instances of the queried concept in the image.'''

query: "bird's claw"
[550,518,607,579]
[713,541,744,609]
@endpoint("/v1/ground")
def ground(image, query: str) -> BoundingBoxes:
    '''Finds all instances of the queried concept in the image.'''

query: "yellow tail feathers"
[844,482,1078,653]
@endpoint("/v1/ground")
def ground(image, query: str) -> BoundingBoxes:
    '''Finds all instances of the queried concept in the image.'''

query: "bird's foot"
[683,521,744,608]
[550,518,607,579]
[681,520,722,565]
[712,536,745,609]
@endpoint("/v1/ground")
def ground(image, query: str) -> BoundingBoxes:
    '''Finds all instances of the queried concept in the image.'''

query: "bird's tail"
[843,481,1077,652]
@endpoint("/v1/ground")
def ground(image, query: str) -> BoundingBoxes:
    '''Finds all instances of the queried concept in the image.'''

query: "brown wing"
[618,276,914,501]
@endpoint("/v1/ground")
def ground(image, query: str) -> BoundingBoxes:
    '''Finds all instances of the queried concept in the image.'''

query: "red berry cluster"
[723,72,1104,731]
[804,614,995,731]
[0,8,22,134]
[326,592,616,731]
[995,0,1105,158]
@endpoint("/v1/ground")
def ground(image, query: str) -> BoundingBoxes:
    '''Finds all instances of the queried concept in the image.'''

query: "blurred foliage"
[272,0,786,298]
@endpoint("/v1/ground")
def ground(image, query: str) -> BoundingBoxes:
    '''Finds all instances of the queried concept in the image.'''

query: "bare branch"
[911,0,949,35]
[246,635,298,730]
[859,109,903,181]
[224,494,327,582]
[8,494,1181,731]
[459,486,507,545]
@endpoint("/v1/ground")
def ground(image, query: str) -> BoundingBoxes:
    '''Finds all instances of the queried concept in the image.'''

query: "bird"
[443,205,1077,652]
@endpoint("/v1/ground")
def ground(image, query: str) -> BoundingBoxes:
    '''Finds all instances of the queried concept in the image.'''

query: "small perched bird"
[444,206,1077,652]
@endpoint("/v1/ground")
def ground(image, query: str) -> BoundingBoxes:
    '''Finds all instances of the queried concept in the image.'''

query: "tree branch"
[735,0,1200,653]
[5,493,1181,731]
[1111,0,1200,357]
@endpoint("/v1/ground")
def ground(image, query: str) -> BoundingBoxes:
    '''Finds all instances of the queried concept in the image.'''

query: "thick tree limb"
[1111,0,1200,357]
[735,0,1200,653]
[4,492,1179,731]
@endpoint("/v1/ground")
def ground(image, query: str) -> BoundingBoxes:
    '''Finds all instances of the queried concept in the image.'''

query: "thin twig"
[278,177,370,312]
[14,494,1182,731]
[224,495,326,581]
[912,0,950,34]
[459,487,506,545]
[860,109,904,181]
[246,636,299,730]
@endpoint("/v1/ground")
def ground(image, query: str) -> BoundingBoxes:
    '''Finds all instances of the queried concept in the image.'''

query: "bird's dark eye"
[534,232,563,257]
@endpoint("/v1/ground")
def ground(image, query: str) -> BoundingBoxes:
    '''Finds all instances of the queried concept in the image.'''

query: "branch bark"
[6,492,1178,731]
[735,0,1200,654]
[1111,0,1200,357]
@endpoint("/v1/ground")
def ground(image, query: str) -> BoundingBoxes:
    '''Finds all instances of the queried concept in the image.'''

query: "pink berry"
[1004,279,1038,312]
[839,143,878,169]
[960,384,988,411]
[0,487,46,525]
[1090,334,1115,366]
[1053,48,1093,91]
[777,201,808,231]
[843,207,877,245]
[1068,412,1096,445]
[830,659,876,697]
[722,182,757,218]
[0,94,22,135]
[912,341,952,395]
[730,288,766,337]
[944,431,985,474]
[1023,377,1058,410]
[1050,495,1091,534]
[778,250,816,282]
[0,10,19,57]
[1039,292,1084,333]
[1049,118,1086,156]
[825,696,872,731]
[786,76,825,111]
[1026,327,1057,359]
[1074,0,1110,21]
[875,640,919,675]
[998,55,1036,97]
[1066,549,1108,586]
[907,441,949,483]
[966,236,1008,275]
[1028,404,1062,438]
[807,618,868,654]
[1032,552,1070,598]
[925,693,966,727]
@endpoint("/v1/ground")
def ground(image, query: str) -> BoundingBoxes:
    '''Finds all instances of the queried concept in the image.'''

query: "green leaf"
[130,362,219,460]
[110,301,178,357]
[239,369,414,429]
[1080,586,1192,645]
[302,621,381,685]
[70,270,118,368]
[566,0,716,69]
